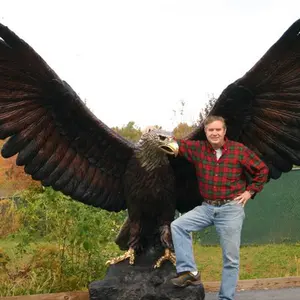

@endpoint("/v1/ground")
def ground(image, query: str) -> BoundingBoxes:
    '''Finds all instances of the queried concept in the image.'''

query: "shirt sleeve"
[241,146,269,193]
[176,139,201,163]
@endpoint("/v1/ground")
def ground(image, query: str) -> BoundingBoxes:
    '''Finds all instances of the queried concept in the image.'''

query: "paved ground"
[205,287,300,299]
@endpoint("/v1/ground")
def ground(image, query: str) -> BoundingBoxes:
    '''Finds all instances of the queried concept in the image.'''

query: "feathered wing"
[0,23,135,212]
[172,18,300,213]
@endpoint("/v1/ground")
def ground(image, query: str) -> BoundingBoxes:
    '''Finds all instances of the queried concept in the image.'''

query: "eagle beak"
[159,140,179,157]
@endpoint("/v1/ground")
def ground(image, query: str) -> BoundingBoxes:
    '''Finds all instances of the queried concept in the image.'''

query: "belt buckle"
[215,199,231,206]
[204,199,231,206]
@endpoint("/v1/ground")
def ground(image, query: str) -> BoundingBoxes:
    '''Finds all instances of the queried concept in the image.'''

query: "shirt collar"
[206,137,229,153]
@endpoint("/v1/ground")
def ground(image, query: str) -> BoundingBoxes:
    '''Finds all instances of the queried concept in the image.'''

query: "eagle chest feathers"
[123,136,177,217]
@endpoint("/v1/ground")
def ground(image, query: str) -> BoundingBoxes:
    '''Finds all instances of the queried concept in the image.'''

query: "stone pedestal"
[89,249,205,300]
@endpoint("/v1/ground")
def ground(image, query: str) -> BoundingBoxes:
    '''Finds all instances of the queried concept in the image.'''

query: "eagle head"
[138,128,179,157]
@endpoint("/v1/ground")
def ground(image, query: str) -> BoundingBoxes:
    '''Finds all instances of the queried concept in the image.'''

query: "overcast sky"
[1,1,300,130]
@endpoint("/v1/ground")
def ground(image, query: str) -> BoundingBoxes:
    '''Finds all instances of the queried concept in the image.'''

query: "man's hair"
[204,115,226,129]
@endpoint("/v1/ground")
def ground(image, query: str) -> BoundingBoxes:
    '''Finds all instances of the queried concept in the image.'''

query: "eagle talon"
[105,247,135,266]
[154,248,176,268]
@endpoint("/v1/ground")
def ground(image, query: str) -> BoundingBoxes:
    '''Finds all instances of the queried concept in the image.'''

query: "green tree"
[112,121,142,142]
[171,99,186,127]
[173,122,195,138]
[198,94,217,125]
[171,99,197,138]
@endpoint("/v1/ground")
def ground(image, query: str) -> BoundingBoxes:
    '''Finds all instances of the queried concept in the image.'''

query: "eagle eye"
[159,135,167,141]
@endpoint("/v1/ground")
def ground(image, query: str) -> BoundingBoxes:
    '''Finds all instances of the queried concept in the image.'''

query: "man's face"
[205,120,226,148]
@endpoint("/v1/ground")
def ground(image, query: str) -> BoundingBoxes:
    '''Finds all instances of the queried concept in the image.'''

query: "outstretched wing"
[0,23,135,212]
[172,19,300,213]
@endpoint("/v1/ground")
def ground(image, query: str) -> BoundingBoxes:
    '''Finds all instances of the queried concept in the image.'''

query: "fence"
[197,168,300,245]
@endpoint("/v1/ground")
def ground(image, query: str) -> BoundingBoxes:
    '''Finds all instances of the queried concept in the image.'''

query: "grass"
[1,239,300,284]
[1,239,300,296]
[0,238,120,297]
[1,190,300,295]
[0,238,19,255]
[193,243,300,281]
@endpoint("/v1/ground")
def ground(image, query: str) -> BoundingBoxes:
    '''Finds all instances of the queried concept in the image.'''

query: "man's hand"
[234,191,252,207]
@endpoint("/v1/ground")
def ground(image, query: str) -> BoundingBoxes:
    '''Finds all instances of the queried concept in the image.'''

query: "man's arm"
[241,146,269,194]
[176,139,201,163]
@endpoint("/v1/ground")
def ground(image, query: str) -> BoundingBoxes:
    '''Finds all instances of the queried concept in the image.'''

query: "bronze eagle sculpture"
[1,19,300,268]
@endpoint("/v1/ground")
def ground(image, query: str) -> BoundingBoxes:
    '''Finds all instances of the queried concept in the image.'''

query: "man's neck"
[211,141,225,150]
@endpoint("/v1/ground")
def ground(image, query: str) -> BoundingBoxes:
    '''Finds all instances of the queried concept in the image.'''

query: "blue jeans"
[171,201,245,300]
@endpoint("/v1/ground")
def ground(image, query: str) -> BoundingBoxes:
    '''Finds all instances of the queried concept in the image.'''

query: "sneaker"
[171,271,202,287]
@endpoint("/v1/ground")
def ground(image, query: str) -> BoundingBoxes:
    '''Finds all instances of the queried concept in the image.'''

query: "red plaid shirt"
[177,138,269,200]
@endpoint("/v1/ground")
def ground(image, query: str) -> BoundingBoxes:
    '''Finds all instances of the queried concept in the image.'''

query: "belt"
[203,199,232,206]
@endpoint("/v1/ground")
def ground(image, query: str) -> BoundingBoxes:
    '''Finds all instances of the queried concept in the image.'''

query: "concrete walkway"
[206,287,300,299]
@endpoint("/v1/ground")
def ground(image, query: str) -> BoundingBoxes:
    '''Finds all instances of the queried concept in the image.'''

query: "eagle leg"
[106,220,140,266]
[105,247,135,266]
[159,223,173,249]
[154,248,176,268]
[153,223,176,268]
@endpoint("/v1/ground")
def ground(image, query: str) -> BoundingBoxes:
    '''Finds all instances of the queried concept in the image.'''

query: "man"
[170,115,269,300]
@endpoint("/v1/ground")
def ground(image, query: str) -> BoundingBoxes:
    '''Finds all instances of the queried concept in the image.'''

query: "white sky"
[1,1,300,130]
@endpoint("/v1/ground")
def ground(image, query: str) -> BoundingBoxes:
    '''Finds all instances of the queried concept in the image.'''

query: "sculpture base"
[89,249,205,300]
